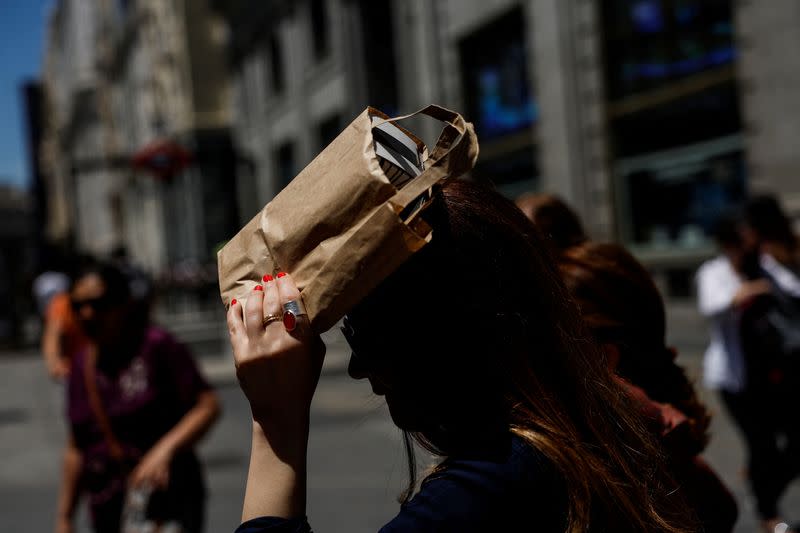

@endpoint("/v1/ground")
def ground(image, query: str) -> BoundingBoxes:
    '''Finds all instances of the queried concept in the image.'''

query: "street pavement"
[1,307,799,532]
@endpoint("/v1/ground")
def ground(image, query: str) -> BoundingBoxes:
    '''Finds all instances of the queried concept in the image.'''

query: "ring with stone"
[282,299,307,331]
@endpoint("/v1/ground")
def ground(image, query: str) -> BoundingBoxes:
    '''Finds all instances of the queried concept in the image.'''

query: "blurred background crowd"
[1,0,799,532]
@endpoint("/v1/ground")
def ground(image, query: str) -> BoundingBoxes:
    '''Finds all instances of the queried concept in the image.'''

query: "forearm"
[42,322,62,365]
[57,442,83,520]
[155,390,221,454]
[242,418,309,522]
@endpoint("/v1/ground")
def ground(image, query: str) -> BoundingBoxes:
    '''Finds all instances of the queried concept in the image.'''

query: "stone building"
[0,185,33,346]
[213,0,394,224]
[217,0,800,298]
[106,0,236,277]
[40,0,115,253]
[40,0,237,317]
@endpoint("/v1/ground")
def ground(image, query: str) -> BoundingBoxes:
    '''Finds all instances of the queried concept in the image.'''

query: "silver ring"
[282,299,307,316]
[282,299,307,332]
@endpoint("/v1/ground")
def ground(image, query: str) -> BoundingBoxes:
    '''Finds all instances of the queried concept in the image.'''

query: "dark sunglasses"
[70,295,114,314]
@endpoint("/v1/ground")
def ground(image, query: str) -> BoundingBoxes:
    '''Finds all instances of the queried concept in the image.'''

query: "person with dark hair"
[56,261,220,533]
[744,195,800,296]
[559,241,736,533]
[745,196,799,256]
[515,193,587,252]
[729,195,800,533]
[226,180,698,533]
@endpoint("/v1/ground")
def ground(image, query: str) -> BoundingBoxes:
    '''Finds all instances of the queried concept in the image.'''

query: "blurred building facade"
[216,0,800,297]
[40,0,237,317]
[0,185,34,346]
[37,0,800,303]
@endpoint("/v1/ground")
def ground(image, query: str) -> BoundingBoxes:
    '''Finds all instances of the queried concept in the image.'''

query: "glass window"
[602,0,736,101]
[275,142,296,189]
[310,0,330,61]
[459,7,537,141]
[615,136,746,250]
[357,0,398,114]
[317,114,341,151]
[269,33,285,94]
[458,7,538,190]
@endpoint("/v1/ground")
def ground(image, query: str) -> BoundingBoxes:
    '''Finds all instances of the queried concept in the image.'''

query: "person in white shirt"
[697,213,786,533]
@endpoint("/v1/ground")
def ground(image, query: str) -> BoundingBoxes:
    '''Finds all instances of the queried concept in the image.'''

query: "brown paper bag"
[217,104,479,333]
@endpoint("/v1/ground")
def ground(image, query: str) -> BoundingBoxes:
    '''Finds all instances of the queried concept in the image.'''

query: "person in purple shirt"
[225,180,698,532]
[56,262,220,533]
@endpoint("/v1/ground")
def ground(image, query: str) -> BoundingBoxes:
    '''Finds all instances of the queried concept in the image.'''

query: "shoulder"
[141,326,188,355]
[697,256,730,279]
[145,325,173,344]
[381,436,565,532]
[46,292,70,318]
[139,326,191,366]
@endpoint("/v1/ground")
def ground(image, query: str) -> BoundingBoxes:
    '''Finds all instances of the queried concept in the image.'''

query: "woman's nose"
[347,352,369,380]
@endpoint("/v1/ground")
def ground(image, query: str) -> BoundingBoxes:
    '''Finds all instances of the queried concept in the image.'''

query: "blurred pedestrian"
[745,195,800,281]
[515,192,587,253]
[38,254,90,380]
[227,181,696,533]
[33,269,69,319]
[726,195,800,533]
[56,261,220,533]
[560,241,737,533]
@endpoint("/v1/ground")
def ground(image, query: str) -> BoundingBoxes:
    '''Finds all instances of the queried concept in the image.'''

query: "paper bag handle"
[377,105,478,210]
[372,104,463,131]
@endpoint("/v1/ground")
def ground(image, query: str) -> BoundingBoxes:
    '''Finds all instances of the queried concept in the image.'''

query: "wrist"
[252,413,310,441]
[252,417,309,459]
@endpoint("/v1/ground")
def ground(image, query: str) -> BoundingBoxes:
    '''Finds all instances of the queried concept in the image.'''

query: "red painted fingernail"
[254,285,263,291]
[263,274,273,282]
[277,272,287,278]
[231,299,237,305]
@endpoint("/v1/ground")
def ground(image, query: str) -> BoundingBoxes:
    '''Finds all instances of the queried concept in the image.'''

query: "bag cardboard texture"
[217,105,479,333]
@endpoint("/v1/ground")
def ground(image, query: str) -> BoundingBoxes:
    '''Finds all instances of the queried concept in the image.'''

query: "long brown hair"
[349,180,695,532]
[558,242,711,455]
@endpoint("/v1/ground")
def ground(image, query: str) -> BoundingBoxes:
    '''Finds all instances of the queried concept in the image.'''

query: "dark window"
[602,0,744,251]
[358,0,398,114]
[602,0,736,102]
[620,145,747,249]
[459,7,537,142]
[317,114,341,151]
[458,7,538,189]
[269,33,285,93]
[275,142,296,188]
[612,82,741,157]
[117,0,131,16]
[311,0,330,61]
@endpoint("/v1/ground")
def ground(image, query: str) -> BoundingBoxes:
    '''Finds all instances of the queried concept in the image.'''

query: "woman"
[227,180,696,532]
[559,241,737,533]
[57,262,220,533]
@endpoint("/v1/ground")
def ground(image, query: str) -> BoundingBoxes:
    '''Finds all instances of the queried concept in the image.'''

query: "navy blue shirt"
[235,436,567,532]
